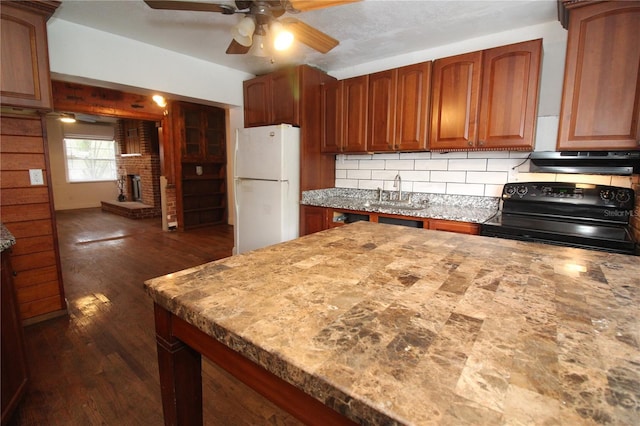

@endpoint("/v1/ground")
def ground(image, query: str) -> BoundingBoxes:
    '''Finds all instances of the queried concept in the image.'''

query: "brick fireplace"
[101,119,162,219]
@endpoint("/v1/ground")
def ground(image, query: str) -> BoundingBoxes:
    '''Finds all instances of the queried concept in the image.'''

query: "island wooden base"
[154,304,357,426]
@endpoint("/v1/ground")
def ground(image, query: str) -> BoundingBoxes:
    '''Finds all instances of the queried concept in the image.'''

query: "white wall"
[47,117,120,210]
[47,19,252,107]
[330,21,608,197]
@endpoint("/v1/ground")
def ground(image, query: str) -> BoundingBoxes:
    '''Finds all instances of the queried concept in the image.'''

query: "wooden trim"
[154,303,357,426]
[3,1,61,18]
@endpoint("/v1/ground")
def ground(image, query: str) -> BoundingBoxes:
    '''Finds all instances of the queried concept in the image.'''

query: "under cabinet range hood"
[529,151,640,175]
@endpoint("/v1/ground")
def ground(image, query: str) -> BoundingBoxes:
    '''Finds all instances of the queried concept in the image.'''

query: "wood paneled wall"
[1,113,66,321]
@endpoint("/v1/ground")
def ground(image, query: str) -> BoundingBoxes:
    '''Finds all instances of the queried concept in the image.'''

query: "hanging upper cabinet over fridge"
[430,39,542,151]
[557,1,640,151]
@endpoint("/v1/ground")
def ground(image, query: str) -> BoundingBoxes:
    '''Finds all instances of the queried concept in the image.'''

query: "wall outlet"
[29,169,44,185]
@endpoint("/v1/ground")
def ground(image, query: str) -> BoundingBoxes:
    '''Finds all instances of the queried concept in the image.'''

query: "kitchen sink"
[363,200,428,211]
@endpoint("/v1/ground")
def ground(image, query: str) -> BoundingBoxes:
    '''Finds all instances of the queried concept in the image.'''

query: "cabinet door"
[321,79,343,153]
[204,107,226,160]
[557,2,640,150]
[270,67,300,126]
[0,4,53,110]
[342,75,369,153]
[243,76,271,127]
[478,39,542,150]
[181,104,203,159]
[430,51,482,150]
[395,61,431,151]
[367,69,397,152]
[428,219,479,235]
[301,206,328,235]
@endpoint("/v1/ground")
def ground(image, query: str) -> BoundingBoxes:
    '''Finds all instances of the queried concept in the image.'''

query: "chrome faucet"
[393,174,402,201]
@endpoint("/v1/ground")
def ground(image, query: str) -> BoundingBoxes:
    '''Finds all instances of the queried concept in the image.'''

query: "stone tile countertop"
[301,188,500,223]
[1,223,16,252]
[145,221,640,425]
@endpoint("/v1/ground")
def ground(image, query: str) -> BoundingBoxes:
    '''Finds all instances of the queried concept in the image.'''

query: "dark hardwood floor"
[9,208,302,426]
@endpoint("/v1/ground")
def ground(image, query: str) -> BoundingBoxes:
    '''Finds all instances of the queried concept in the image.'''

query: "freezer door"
[235,125,300,181]
[234,179,299,254]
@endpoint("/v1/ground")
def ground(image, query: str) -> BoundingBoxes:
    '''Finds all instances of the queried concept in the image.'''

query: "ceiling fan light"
[232,16,255,47]
[270,21,294,51]
[249,33,269,57]
[60,113,76,123]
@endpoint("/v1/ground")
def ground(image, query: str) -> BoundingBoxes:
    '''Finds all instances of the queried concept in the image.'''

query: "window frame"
[63,137,118,184]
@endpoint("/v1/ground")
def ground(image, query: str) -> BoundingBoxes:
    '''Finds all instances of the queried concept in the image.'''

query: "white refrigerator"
[234,124,301,254]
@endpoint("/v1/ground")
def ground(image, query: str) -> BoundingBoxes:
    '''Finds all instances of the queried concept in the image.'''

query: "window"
[64,138,117,183]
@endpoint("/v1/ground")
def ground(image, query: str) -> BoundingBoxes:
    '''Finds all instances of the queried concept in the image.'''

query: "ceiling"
[52,0,559,76]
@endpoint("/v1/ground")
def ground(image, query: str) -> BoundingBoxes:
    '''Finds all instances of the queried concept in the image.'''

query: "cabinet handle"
[12,271,17,277]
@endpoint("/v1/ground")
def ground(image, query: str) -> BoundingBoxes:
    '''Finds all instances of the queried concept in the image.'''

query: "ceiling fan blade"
[226,39,251,54]
[281,17,338,54]
[287,0,360,12]
[144,1,228,13]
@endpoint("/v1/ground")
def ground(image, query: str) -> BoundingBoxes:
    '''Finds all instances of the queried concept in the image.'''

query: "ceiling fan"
[144,0,358,56]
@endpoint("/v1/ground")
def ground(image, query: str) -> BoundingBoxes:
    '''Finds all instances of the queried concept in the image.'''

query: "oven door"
[481,213,638,255]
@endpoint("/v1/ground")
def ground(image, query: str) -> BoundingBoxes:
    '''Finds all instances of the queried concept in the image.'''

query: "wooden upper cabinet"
[478,39,542,150]
[243,67,300,127]
[557,1,640,150]
[320,78,343,153]
[341,75,369,152]
[367,69,397,152]
[322,76,368,153]
[177,102,226,161]
[394,62,432,151]
[431,40,541,151]
[0,2,58,110]
[430,51,482,150]
[243,75,271,127]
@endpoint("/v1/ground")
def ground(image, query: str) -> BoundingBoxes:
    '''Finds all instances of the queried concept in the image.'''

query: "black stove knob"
[505,186,516,195]
[615,190,631,203]
[516,186,528,196]
[600,189,615,201]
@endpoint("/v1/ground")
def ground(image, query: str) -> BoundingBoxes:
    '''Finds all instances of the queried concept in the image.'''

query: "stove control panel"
[502,182,634,208]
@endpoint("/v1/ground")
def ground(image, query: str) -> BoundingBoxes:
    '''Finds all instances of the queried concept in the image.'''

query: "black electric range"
[481,182,637,255]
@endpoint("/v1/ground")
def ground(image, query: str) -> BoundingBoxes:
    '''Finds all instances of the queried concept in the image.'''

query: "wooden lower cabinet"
[1,249,29,424]
[302,206,479,236]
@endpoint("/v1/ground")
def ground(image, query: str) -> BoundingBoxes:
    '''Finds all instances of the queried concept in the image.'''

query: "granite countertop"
[1,223,16,252]
[301,188,500,223]
[145,222,639,425]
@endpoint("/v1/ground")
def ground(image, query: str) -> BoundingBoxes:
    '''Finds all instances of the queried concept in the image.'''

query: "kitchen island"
[145,221,640,425]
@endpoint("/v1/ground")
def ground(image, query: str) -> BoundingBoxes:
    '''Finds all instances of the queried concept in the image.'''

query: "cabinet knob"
[12,271,17,277]
[478,140,485,146]
[467,141,473,146]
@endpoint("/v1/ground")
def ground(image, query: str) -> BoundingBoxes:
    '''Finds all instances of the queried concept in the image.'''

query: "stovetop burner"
[481,182,637,255]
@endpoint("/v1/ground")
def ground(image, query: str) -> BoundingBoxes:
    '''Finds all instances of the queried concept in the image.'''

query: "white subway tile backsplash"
[399,170,430,182]
[372,170,401,180]
[447,183,485,196]
[362,159,386,170]
[336,178,358,188]
[431,170,466,183]
[399,152,431,160]
[448,159,487,171]
[487,158,524,171]
[484,184,504,197]
[347,169,372,180]
[385,159,415,170]
[333,150,631,198]
[415,159,449,170]
[467,171,509,184]
[413,181,446,194]
[468,151,510,159]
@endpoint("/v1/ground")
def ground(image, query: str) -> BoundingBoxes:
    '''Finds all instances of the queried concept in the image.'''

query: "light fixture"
[271,21,294,51]
[59,113,76,123]
[152,95,167,107]
[232,16,256,47]
[249,25,269,57]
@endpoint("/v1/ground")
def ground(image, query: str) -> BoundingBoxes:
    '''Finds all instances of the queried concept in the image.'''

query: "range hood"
[529,151,640,175]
